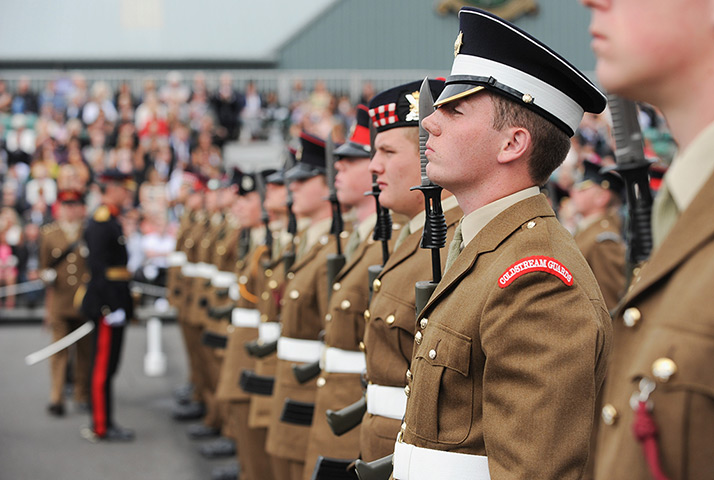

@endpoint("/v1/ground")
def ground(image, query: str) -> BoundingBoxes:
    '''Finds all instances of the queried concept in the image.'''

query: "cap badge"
[498,256,573,288]
[241,176,255,191]
[405,91,420,122]
[454,31,463,58]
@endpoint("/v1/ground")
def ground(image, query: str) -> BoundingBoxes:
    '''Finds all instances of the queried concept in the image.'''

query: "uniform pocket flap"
[416,323,471,377]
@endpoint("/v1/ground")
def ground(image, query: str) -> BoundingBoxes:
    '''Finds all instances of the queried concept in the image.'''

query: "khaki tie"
[444,222,463,273]
[344,230,362,262]
[651,182,680,249]
[393,223,411,251]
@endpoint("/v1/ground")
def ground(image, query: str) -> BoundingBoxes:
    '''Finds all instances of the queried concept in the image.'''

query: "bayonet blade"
[419,77,436,187]
[326,132,337,200]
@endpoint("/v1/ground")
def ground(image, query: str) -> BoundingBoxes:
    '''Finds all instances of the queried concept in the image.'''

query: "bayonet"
[326,132,344,257]
[607,95,653,276]
[255,170,272,251]
[411,77,447,284]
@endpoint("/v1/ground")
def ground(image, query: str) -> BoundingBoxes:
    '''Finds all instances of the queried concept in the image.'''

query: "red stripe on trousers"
[91,318,112,436]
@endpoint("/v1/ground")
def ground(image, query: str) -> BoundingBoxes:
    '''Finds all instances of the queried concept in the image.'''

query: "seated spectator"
[82,81,118,127]
[11,76,39,115]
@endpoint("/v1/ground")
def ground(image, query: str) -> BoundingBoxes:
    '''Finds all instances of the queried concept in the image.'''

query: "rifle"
[255,169,272,252]
[284,149,298,275]
[607,95,653,283]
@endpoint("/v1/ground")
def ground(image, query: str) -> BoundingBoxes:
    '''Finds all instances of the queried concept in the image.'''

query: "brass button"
[185,238,194,249]
[319,235,329,245]
[325,313,332,322]
[265,268,273,278]
[372,278,381,293]
[414,331,423,345]
[260,314,269,322]
[261,292,270,301]
[428,349,437,360]
[602,404,618,426]
[527,220,536,229]
[652,358,677,383]
[340,230,350,239]
[420,318,428,329]
[227,325,235,333]
[600,219,610,229]
[404,385,410,397]
[239,275,248,285]
[333,282,341,292]
[268,279,278,290]
[632,267,641,277]
[359,341,366,352]
[201,238,211,248]
[341,299,351,310]
[217,246,226,255]
[67,276,77,286]
[363,309,371,322]
[289,290,299,300]
[287,272,295,280]
[52,248,62,258]
[406,369,412,380]
[385,314,395,325]
[67,253,77,263]
[67,264,77,274]
[317,377,326,388]
[623,307,641,328]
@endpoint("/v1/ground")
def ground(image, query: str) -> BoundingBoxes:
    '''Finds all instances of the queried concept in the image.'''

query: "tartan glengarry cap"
[437,7,607,136]
[285,132,328,181]
[57,189,84,204]
[335,104,371,158]
[99,169,136,191]
[368,79,446,133]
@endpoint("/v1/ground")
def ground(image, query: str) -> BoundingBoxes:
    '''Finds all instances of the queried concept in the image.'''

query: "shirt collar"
[666,120,714,211]
[357,212,378,243]
[461,186,541,248]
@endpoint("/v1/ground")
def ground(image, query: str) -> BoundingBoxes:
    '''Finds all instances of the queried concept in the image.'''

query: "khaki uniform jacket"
[360,206,462,462]
[39,222,89,321]
[304,234,391,476]
[400,194,612,479]
[182,211,209,326]
[574,211,626,311]
[594,172,714,480]
[266,233,336,462]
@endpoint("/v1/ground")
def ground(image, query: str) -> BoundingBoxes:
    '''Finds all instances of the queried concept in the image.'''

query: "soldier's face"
[422,94,504,202]
[290,175,329,218]
[265,183,287,218]
[581,0,711,104]
[369,128,423,218]
[335,157,371,209]
[235,191,261,228]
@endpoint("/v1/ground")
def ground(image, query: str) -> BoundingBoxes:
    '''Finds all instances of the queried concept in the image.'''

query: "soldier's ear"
[496,126,531,166]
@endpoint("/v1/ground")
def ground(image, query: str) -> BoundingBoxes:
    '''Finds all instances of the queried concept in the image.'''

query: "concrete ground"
[0,322,231,480]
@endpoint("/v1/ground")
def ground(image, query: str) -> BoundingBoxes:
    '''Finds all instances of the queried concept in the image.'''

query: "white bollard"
[144,317,167,377]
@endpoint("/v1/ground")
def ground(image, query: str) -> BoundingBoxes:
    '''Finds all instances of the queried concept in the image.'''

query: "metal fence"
[0,69,446,106]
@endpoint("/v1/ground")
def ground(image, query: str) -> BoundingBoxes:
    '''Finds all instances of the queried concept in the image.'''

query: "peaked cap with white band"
[437,7,607,136]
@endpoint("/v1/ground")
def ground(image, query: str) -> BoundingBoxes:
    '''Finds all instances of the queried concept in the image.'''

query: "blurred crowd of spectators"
[0,70,674,309]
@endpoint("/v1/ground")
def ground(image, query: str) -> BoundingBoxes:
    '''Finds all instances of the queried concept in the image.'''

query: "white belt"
[195,262,217,279]
[231,308,260,328]
[167,251,187,267]
[181,262,198,277]
[259,322,281,343]
[322,347,366,374]
[212,271,237,288]
[277,337,322,363]
[393,440,490,480]
[366,384,407,420]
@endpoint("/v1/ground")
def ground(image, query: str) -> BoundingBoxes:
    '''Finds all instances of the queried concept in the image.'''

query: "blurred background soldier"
[80,169,136,442]
[39,189,91,417]
[570,160,626,311]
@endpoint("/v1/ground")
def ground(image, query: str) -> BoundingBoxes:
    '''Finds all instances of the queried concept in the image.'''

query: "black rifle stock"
[244,338,278,358]
[326,396,367,436]
[292,360,322,384]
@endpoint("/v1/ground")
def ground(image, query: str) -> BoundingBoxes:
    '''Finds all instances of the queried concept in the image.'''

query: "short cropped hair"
[490,93,571,185]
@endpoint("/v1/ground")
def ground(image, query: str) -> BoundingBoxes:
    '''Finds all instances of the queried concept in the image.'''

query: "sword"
[0,279,46,298]
[25,320,94,366]
[607,95,653,278]
[411,77,447,284]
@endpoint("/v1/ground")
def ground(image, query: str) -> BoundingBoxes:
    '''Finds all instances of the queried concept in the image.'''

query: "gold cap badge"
[454,31,464,58]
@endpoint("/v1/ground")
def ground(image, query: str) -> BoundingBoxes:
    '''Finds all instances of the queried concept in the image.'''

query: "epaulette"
[596,232,622,244]
[94,205,111,222]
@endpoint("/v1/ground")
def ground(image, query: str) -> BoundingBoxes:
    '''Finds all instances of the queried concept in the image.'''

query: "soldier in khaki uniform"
[359,79,464,462]
[213,170,276,480]
[302,105,385,478]
[570,160,626,311]
[265,132,338,480]
[40,189,91,416]
[393,9,612,479]
[582,1,714,478]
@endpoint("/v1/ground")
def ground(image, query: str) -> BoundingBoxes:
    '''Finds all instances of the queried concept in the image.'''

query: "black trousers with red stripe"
[89,316,126,437]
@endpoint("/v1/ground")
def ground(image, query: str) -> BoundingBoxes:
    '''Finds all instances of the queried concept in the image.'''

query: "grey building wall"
[278,0,597,77]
